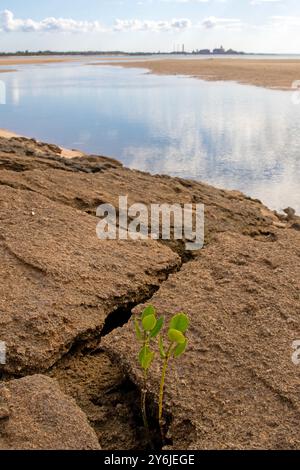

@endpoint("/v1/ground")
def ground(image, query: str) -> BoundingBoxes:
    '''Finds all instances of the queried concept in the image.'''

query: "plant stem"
[141,332,151,445]
[159,343,174,433]
[141,369,149,431]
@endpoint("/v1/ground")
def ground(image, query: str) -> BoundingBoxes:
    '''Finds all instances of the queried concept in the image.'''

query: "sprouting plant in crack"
[134,305,164,437]
[158,312,189,433]
[134,306,189,443]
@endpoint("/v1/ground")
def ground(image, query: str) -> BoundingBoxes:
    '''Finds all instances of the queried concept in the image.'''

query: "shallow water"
[0,60,299,213]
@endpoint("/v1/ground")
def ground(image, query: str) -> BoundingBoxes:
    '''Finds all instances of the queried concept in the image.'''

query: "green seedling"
[158,312,189,432]
[134,306,189,442]
[134,305,164,436]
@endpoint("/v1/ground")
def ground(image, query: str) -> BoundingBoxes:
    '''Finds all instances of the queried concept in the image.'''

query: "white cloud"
[201,16,242,30]
[114,18,192,31]
[0,9,193,35]
[0,10,106,33]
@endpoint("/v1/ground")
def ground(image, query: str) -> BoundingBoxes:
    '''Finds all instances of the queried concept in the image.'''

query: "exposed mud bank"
[95,58,300,91]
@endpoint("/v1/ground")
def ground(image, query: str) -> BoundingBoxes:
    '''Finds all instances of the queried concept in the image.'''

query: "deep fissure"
[41,259,184,450]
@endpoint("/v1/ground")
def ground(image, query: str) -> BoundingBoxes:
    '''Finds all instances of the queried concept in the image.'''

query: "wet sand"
[94,58,300,90]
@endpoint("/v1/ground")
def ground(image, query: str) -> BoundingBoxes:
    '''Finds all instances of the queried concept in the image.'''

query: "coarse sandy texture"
[0,181,179,374]
[0,136,280,257]
[0,129,85,158]
[48,350,150,450]
[96,58,300,91]
[0,375,101,450]
[103,229,300,450]
[0,135,299,449]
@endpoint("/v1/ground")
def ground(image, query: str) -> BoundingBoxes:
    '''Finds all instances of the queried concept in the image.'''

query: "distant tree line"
[0,50,169,57]
[0,49,248,57]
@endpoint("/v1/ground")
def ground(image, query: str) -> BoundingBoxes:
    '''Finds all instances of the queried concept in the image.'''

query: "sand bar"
[0,69,17,73]
[94,58,300,90]
[0,57,76,66]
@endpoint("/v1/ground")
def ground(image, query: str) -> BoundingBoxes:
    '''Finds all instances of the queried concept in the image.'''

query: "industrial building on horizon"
[192,45,245,55]
[171,45,245,55]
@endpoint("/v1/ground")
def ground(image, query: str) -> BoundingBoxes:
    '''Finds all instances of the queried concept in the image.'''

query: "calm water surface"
[0,60,299,213]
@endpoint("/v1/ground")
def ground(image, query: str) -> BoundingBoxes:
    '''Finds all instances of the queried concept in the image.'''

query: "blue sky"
[0,0,300,53]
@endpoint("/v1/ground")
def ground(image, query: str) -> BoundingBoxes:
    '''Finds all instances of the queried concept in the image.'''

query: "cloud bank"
[0,10,192,34]
[114,18,192,32]
[0,10,106,33]
[0,9,239,34]
[1,8,296,37]
[201,16,242,30]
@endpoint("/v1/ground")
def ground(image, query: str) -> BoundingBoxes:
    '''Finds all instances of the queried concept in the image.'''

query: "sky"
[0,0,300,53]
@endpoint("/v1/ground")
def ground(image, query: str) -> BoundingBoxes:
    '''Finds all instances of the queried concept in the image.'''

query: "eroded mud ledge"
[0,135,299,450]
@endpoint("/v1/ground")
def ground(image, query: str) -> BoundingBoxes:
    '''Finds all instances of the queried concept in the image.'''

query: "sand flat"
[0,57,75,66]
[0,69,17,73]
[95,58,300,90]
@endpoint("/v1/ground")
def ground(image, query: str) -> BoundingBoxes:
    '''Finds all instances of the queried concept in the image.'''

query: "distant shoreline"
[0,50,300,57]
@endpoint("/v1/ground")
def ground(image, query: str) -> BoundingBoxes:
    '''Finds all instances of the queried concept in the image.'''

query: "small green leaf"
[150,316,164,338]
[168,328,186,344]
[170,313,189,333]
[139,345,149,369]
[174,339,188,358]
[139,345,147,366]
[142,314,157,332]
[159,336,166,359]
[139,346,154,370]
[141,305,156,320]
[143,351,155,370]
[134,318,143,341]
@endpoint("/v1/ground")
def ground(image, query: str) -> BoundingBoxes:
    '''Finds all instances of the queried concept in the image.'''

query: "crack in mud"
[45,256,186,450]
[22,256,181,450]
